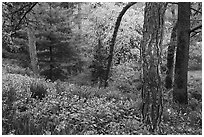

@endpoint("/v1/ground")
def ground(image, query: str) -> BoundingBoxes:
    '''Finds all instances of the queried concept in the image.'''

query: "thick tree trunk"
[173,2,190,104]
[141,2,167,132]
[27,26,39,77]
[165,22,177,89]
[104,2,137,87]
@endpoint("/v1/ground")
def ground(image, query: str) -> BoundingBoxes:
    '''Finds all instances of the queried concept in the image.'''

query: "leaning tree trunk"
[173,2,190,105]
[104,2,137,87]
[141,2,167,132]
[27,26,39,77]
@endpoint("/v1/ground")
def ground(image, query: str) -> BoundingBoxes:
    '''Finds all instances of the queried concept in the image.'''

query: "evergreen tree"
[36,3,80,81]
[89,38,107,87]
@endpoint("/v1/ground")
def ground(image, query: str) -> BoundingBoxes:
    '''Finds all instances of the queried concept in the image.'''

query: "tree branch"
[168,2,178,5]
[12,3,32,14]
[190,24,202,33]
[191,30,201,38]
[191,7,202,14]
[14,2,38,31]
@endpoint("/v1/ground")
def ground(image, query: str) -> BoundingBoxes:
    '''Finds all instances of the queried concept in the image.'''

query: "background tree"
[35,3,81,81]
[165,4,177,89]
[165,2,202,89]
[104,2,137,87]
[2,2,37,61]
[27,26,39,77]
[173,2,190,105]
[140,2,167,132]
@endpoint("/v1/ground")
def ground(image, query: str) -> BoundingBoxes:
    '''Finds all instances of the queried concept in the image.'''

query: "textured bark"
[141,2,167,132]
[27,26,39,77]
[173,2,190,104]
[165,22,177,89]
[104,2,137,87]
[165,6,177,89]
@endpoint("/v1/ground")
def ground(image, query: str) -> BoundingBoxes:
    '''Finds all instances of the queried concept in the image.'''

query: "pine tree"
[89,38,107,87]
[36,3,80,81]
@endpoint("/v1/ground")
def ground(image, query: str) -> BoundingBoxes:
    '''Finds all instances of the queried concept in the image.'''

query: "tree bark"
[27,26,39,77]
[165,7,177,89]
[104,2,137,87]
[141,2,167,132]
[173,2,190,104]
[165,23,177,89]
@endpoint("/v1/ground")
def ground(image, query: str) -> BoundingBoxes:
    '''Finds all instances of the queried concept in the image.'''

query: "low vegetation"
[2,60,202,135]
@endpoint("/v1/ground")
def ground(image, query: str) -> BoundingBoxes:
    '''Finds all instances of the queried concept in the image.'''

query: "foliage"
[2,58,33,76]
[110,62,141,93]
[3,61,202,135]
[33,3,82,81]
[2,72,146,135]
[2,2,202,135]
[188,42,202,70]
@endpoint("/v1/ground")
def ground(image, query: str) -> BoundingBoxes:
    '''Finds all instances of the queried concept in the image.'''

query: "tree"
[165,22,177,89]
[165,2,202,89]
[2,2,37,56]
[35,3,80,81]
[104,2,137,87]
[89,38,107,87]
[2,2,37,37]
[27,26,39,77]
[173,2,190,104]
[165,5,177,89]
[140,2,167,132]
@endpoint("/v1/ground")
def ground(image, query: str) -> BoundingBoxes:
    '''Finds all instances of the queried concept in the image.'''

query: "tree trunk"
[49,41,53,81]
[165,6,177,89]
[27,26,39,77]
[77,3,82,39]
[173,2,190,105]
[104,2,137,87]
[165,22,177,89]
[141,2,167,132]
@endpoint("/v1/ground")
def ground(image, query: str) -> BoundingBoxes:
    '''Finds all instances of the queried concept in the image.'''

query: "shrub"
[30,81,47,100]
[2,73,145,135]
[110,62,141,94]
[2,70,202,135]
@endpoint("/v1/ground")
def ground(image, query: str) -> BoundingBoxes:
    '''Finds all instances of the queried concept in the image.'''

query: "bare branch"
[12,3,32,14]
[191,30,201,38]
[14,2,38,31]
[191,7,202,14]
[168,2,178,5]
[190,24,202,33]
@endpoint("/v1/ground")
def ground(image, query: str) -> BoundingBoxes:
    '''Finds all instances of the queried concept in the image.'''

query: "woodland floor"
[2,59,202,135]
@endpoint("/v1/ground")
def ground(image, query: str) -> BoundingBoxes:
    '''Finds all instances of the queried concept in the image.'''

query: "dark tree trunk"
[141,2,167,132]
[104,2,137,87]
[165,22,177,89]
[173,2,190,104]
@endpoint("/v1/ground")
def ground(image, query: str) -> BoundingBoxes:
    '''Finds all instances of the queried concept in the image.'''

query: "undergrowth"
[2,61,202,135]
